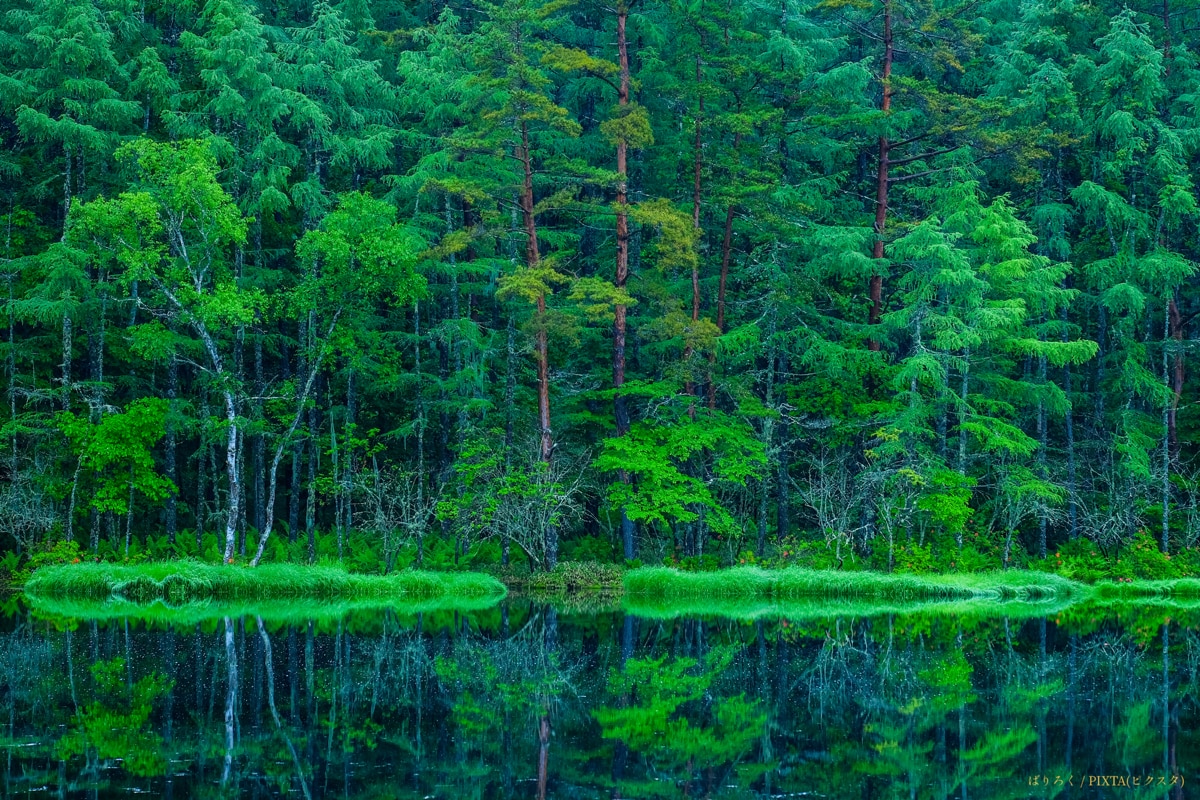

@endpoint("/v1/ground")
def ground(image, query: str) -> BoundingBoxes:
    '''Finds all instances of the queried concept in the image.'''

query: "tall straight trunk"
[156,283,241,561]
[1038,352,1048,558]
[305,313,317,563]
[254,333,265,537]
[330,412,342,560]
[306,401,317,563]
[502,318,516,566]
[87,268,106,414]
[59,147,74,410]
[867,0,893,352]
[1168,293,1182,458]
[198,401,209,550]
[61,314,72,410]
[221,392,241,562]
[685,53,703,413]
[414,302,426,567]
[289,325,305,545]
[289,443,302,544]
[237,415,247,557]
[707,203,736,410]
[517,121,556,568]
[757,311,777,557]
[1062,306,1078,540]
[615,2,636,561]
[1095,305,1107,431]
[776,352,790,542]
[165,332,179,545]
[1163,299,1171,554]
[234,250,246,554]
[519,122,553,468]
[5,264,14,463]
[62,144,72,233]
[345,368,356,543]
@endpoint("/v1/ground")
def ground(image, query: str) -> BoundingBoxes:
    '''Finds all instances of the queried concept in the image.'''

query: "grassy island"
[23,561,506,605]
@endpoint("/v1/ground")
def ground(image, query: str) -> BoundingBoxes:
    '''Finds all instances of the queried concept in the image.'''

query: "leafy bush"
[523,561,624,592]
[27,539,84,572]
[1113,530,1179,580]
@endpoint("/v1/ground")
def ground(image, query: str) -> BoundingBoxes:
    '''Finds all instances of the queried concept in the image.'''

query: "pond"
[0,600,1194,798]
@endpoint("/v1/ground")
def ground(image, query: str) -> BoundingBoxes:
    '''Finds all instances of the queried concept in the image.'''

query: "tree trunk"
[1038,352,1048,559]
[615,2,636,561]
[685,53,703,413]
[1062,305,1078,540]
[61,314,72,410]
[1168,293,1182,459]
[221,391,241,562]
[1163,299,1172,554]
[254,332,266,538]
[250,314,341,567]
[776,353,790,542]
[414,301,426,568]
[867,0,893,352]
[165,333,178,545]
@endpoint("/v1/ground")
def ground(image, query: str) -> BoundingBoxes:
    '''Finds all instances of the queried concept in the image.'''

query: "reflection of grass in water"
[623,568,1200,620]
[624,594,1078,621]
[24,561,506,603]
[625,567,1084,602]
[26,593,503,627]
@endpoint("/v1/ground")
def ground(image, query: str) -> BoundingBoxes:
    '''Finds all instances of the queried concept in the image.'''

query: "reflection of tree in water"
[0,609,1197,797]
[594,644,767,797]
[57,655,171,778]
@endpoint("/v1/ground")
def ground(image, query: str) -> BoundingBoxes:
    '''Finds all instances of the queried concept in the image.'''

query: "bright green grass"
[23,561,506,605]
[622,567,1200,620]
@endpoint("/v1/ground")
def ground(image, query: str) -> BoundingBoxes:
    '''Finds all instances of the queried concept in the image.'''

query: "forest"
[1,0,1199,580]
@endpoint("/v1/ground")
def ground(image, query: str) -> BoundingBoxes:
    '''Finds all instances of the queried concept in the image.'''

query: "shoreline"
[14,561,1200,623]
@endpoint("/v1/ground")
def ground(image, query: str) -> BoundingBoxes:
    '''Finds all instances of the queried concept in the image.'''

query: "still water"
[0,600,1195,798]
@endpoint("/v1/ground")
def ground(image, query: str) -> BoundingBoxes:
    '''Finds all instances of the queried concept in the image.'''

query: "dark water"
[0,601,1196,798]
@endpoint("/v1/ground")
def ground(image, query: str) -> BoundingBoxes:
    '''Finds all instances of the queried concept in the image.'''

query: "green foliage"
[58,398,174,514]
[57,657,171,778]
[595,648,765,771]
[2,0,1200,579]
[595,410,765,535]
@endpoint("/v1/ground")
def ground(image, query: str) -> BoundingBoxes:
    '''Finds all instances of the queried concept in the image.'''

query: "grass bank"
[23,561,506,605]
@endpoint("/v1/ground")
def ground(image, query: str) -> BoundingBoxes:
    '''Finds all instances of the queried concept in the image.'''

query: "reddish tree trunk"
[707,124,739,410]
[520,121,553,464]
[614,4,636,560]
[868,0,893,352]
[614,7,630,430]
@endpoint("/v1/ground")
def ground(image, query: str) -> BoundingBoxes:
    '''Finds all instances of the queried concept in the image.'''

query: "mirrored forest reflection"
[0,603,1195,798]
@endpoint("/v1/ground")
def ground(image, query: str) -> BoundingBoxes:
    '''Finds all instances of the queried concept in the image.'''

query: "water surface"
[0,599,1194,798]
